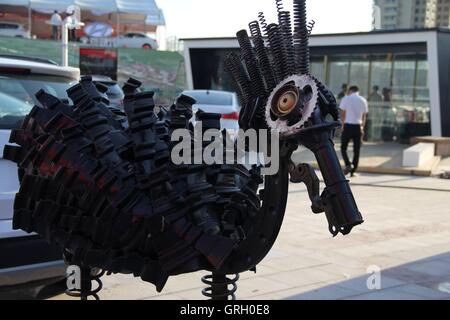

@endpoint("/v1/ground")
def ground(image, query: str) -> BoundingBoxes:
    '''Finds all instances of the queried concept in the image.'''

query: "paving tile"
[334,275,406,293]
[392,284,450,299]
[437,282,450,294]
[266,267,345,288]
[438,255,450,264]
[286,284,360,300]
[404,260,450,278]
[232,277,292,299]
[343,289,424,300]
[238,265,280,280]
[249,282,336,300]
[145,294,184,300]
[261,255,329,272]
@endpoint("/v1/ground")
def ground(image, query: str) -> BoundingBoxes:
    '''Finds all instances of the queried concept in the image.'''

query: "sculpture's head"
[227,0,364,237]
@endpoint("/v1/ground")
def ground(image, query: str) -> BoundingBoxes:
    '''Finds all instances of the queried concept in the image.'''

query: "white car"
[0,22,30,39]
[117,32,158,49]
[182,90,241,133]
[82,32,158,50]
[0,55,79,289]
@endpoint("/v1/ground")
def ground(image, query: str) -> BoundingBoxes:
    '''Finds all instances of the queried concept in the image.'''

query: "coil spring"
[275,0,284,13]
[278,10,295,76]
[248,21,277,92]
[236,30,267,99]
[201,273,239,300]
[307,20,316,35]
[65,267,105,300]
[267,23,288,82]
[224,53,252,106]
[293,0,310,74]
[258,12,268,36]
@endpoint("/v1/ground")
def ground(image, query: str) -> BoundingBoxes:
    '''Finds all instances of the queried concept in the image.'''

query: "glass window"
[349,59,370,97]
[392,55,416,103]
[318,51,430,143]
[183,91,233,106]
[0,92,33,129]
[328,59,349,100]
[415,60,429,102]
[391,54,430,143]
[0,74,75,128]
[370,56,392,95]
[311,58,325,83]
[367,55,393,142]
[105,83,125,99]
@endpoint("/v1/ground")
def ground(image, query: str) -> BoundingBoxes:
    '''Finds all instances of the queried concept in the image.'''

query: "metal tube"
[61,20,68,67]
[116,12,120,42]
[28,3,32,37]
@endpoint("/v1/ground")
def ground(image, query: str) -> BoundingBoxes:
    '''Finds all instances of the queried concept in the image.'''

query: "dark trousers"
[52,26,58,40]
[341,124,362,171]
[69,29,76,41]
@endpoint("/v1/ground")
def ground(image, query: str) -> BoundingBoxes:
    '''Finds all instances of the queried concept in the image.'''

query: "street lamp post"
[61,5,84,68]
[61,19,68,67]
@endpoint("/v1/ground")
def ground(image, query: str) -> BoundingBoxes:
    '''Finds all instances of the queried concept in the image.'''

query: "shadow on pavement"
[286,252,450,300]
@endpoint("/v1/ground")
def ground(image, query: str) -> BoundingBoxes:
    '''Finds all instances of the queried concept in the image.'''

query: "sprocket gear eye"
[271,83,299,117]
[265,74,319,136]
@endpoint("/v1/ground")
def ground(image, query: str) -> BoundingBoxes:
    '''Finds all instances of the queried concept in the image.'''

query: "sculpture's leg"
[66,266,104,300]
[201,273,239,300]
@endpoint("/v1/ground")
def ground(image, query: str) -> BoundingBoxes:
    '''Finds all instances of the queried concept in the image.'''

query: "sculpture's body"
[2,0,363,299]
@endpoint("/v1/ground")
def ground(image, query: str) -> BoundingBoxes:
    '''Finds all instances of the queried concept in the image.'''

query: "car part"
[3,0,363,300]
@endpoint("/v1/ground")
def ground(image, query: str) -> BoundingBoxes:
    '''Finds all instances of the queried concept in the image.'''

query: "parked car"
[81,32,158,50]
[0,55,79,289]
[0,22,30,39]
[90,75,125,109]
[182,90,240,132]
[117,32,158,49]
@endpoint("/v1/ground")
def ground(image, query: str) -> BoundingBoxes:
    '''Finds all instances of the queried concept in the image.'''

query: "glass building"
[182,29,450,142]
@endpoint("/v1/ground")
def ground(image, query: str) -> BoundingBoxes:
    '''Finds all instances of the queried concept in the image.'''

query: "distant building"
[373,0,450,30]
[0,1,165,40]
[182,29,450,141]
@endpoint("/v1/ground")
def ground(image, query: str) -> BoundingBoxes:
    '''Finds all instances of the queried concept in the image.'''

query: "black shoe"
[344,165,352,176]
[350,169,358,177]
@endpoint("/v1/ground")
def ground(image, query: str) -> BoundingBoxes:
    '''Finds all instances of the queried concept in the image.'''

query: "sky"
[157,0,373,39]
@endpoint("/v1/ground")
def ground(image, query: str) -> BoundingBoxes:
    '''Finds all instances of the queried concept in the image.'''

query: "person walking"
[50,10,62,40]
[367,85,383,140]
[340,85,368,177]
[65,6,79,42]
[368,85,383,103]
[337,83,348,101]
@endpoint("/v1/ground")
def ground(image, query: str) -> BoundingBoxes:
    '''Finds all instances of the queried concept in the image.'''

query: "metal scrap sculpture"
[3,0,363,300]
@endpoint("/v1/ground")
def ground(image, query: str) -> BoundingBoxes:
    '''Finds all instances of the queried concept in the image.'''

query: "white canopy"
[146,9,165,26]
[116,0,159,15]
[0,0,28,5]
[0,0,165,25]
[75,0,117,13]
[30,0,75,11]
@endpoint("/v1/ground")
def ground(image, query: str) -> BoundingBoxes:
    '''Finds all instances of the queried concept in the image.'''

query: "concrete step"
[309,156,441,177]
[403,143,435,168]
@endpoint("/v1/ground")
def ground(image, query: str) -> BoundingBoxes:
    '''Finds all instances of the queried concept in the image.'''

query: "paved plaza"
[50,172,450,300]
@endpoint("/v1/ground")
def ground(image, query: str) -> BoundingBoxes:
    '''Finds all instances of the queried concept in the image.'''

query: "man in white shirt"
[65,6,79,41]
[50,10,62,40]
[340,85,369,177]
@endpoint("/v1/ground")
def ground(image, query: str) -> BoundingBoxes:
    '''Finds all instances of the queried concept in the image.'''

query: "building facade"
[182,29,450,142]
[373,0,450,30]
